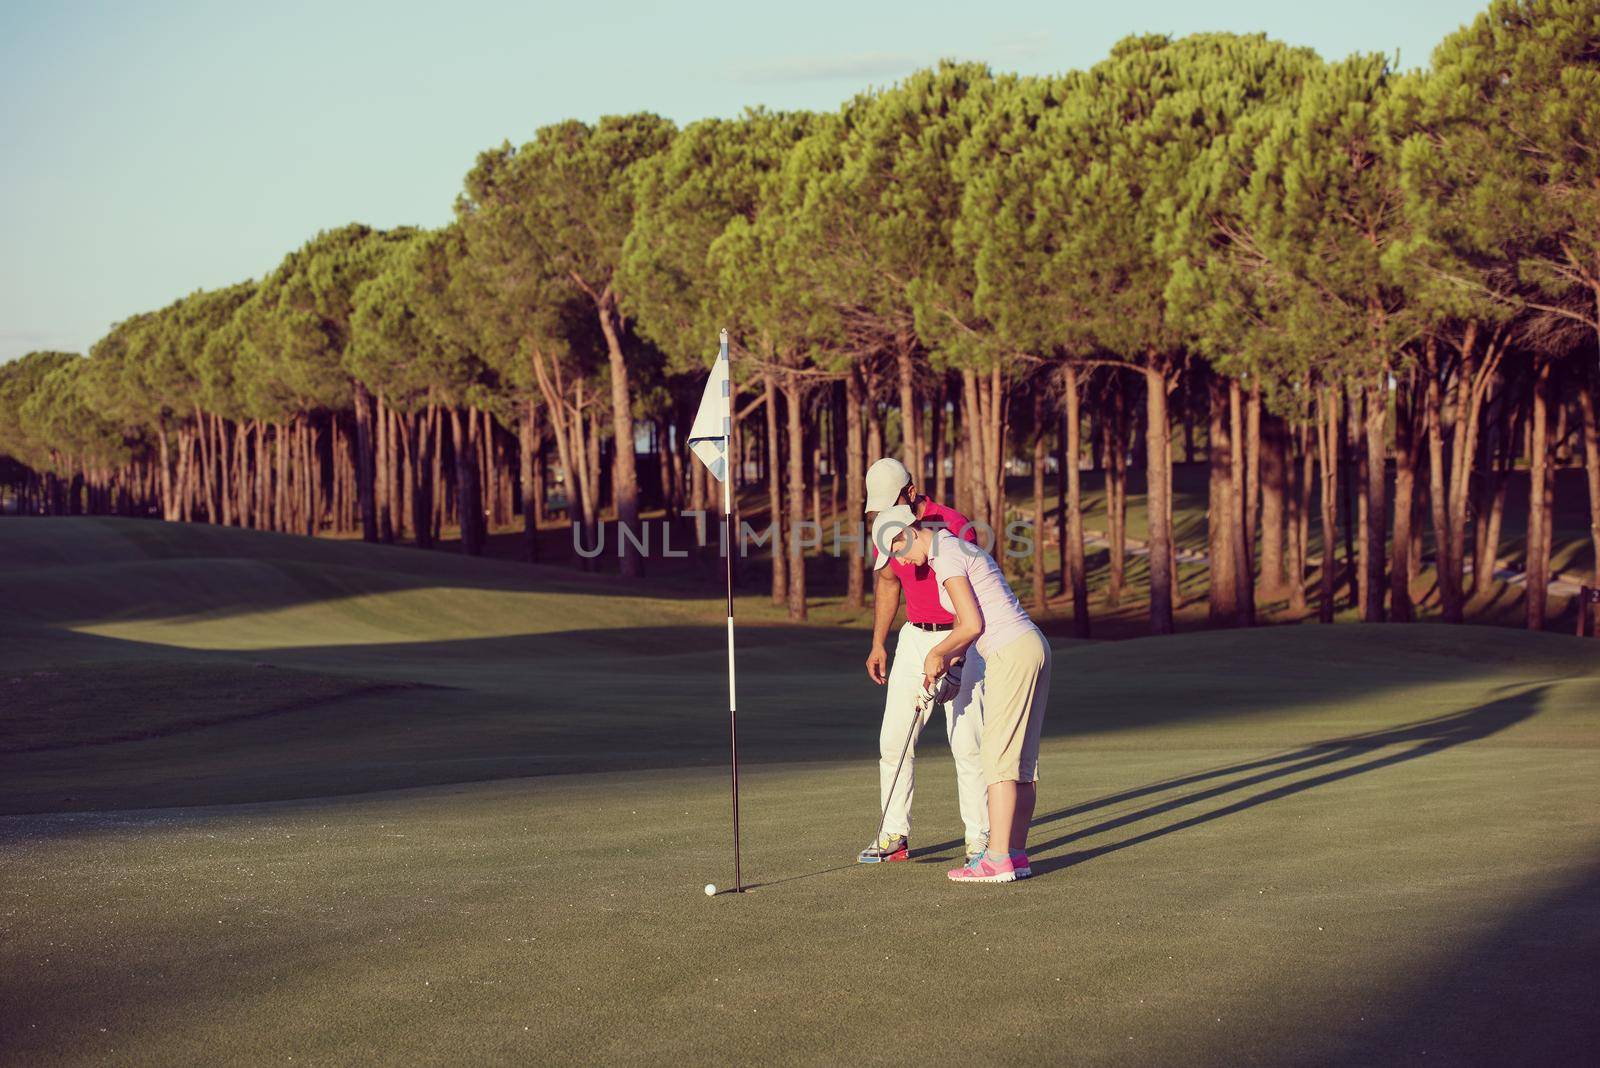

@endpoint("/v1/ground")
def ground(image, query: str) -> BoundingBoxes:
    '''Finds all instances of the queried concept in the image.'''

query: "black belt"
[910,622,953,632]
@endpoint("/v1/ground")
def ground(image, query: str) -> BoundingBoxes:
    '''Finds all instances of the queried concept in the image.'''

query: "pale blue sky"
[1,0,1488,363]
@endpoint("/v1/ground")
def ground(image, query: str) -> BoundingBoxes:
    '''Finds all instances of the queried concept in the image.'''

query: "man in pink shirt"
[859,457,989,864]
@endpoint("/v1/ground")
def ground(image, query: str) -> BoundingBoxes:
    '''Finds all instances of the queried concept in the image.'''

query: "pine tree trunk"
[896,331,921,483]
[1446,339,1479,609]
[520,399,540,561]
[1144,362,1175,634]
[157,424,174,521]
[1526,359,1552,630]
[866,395,883,469]
[1317,388,1340,623]
[1363,377,1388,623]
[392,404,407,541]
[961,370,982,528]
[1260,411,1287,596]
[533,445,547,536]
[1230,378,1255,626]
[451,407,485,556]
[1347,388,1366,614]
[1475,467,1509,601]
[430,406,445,543]
[255,422,270,531]
[1063,365,1089,637]
[287,420,301,533]
[193,404,214,522]
[329,417,343,534]
[1447,323,1503,613]
[1289,421,1311,614]
[829,385,843,519]
[376,394,394,543]
[216,415,234,526]
[233,421,249,528]
[1578,366,1600,587]
[845,365,866,610]
[380,411,394,537]
[1208,373,1239,626]
[482,410,497,527]
[689,454,706,549]
[1246,385,1262,594]
[1391,375,1416,622]
[352,382,378,542]
[275,423,290,532]
[594,299,641,578]
[394,401,409,539]
[573,408,598,566]
[1423,340,1460,621]
[810,424,823,532]
[302,417,317,535]
[576,404,601,562]
[764,372,786,605]
[932,376,948,505]
[1030,398,1048,611]
[669,415,686,522]
[952,414,969,518]
[1055,389,1070,598]
[1105,380,1127,608]
[655,419,673,515]
[412,410,434,550]
[499,427,514,530]
[1181,379,1196,463]
[1475,400,1514,601]
[783,377,807,622]
[583,410,602,545]
[988,366,1007,537]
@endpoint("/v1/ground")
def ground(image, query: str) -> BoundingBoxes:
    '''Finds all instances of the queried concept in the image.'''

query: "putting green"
[1,518,1597,1065]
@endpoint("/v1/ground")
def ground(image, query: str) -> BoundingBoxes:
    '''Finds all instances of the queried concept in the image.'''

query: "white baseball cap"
[864,457,911,513]
[870,504,918,570]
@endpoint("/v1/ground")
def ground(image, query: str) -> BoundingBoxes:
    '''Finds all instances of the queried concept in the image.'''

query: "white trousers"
[878,621,988,846]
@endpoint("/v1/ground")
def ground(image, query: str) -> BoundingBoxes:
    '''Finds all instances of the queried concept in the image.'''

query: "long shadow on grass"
[1011,687,1543,879]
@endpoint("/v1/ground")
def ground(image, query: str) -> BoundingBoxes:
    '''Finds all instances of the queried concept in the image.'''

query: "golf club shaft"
[871,694,926,847]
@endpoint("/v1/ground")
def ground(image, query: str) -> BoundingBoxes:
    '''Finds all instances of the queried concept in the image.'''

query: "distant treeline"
[2,0,1597,635]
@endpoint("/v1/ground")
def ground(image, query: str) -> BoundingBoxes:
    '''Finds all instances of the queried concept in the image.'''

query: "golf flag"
[687,330,732,482]
[689,329,742,893]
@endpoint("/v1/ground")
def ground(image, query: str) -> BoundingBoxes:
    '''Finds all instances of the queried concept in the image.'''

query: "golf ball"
[704,883,717,896]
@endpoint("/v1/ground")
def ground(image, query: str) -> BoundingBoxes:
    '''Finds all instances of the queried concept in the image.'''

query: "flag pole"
[720,328,742,893]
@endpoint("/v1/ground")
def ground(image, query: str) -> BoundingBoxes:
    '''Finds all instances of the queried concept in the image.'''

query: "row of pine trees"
[2,0,1598,636]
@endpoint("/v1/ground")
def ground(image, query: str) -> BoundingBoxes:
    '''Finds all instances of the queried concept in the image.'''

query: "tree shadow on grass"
[907,687,1545,871]
[1020,687,1544,878]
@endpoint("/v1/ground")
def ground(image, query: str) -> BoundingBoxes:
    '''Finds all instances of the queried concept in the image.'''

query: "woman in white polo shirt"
[871,503,1052,883]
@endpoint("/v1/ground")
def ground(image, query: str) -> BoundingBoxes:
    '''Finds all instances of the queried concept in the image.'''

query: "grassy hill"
[1,517,1597,1064]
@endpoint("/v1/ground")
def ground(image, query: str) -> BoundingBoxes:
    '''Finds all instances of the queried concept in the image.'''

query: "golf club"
[859,664,958,863]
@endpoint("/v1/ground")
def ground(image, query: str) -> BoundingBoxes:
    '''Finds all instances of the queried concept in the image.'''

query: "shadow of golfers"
[1020,687,1544,878]
[909,686,1544,874]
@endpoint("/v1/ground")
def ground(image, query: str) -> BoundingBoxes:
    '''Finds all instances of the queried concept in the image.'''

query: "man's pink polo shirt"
[874,499,979,625]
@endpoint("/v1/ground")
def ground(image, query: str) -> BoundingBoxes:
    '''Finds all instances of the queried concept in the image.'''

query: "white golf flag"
[687,331,732,482]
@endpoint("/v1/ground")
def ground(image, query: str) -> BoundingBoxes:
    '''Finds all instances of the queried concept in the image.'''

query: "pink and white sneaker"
[947,851,1031,883]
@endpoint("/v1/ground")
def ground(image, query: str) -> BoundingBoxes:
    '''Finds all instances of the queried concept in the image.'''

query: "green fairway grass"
[2,517,1597,1065]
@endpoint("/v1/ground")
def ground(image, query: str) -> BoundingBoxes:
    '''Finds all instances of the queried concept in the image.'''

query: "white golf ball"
[704,883,717,896]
